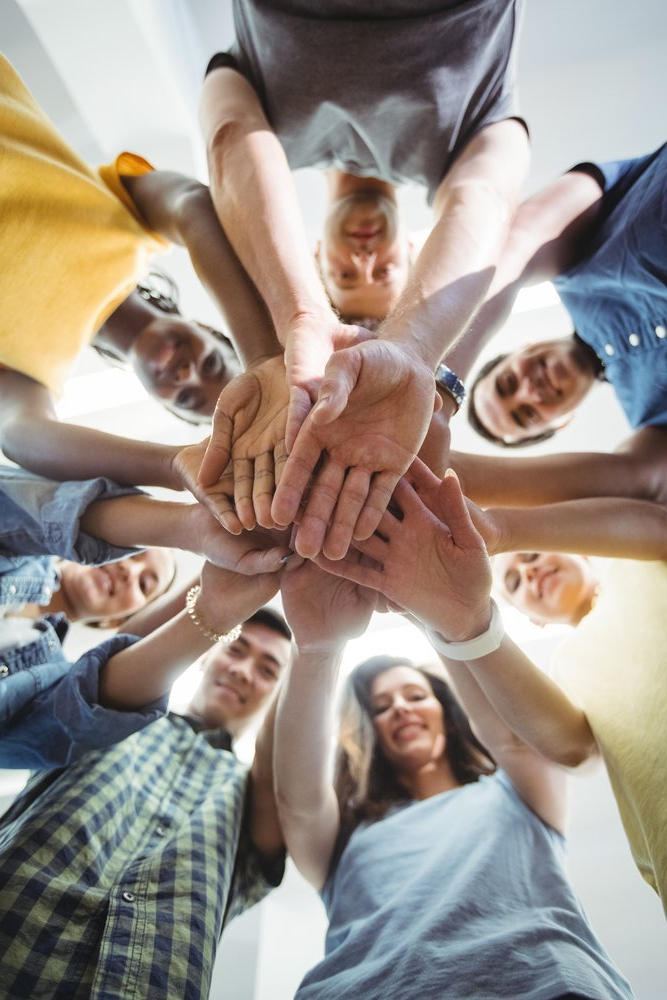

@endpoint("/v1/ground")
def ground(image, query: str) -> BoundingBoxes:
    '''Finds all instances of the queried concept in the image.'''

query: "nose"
[350,251,377,285]
[227,656,253,685]
[171,356,195,385]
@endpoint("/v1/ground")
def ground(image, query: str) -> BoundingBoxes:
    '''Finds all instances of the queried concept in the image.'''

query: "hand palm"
[273,340,436,559]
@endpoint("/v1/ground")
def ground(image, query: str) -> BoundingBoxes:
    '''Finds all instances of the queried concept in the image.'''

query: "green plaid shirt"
[0,714,282,999]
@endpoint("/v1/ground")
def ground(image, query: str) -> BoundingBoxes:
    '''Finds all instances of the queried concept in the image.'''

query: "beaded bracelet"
[185,585,242,644]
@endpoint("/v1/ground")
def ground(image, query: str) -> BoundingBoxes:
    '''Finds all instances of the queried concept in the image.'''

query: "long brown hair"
[334,656,496,834]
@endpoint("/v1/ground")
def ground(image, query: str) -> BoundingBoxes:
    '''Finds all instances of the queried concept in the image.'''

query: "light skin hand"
[183,503,292,574]
[272,340,437,560]
[315,471,492,641]
[280,558,377,653]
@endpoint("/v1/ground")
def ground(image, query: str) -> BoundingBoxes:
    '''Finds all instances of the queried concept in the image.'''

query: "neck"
[398,757,460,801]
[93,291,155,360]
[325,170,397,203]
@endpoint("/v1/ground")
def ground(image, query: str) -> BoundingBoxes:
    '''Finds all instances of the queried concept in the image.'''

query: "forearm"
[275,644,342,815]
[249,700,284,861]
[458,635,598,768]
[381,121,529,370]
[490,497,667,560]
[166,181,282,367]
[201,70,331,345]
[450,447,662,508]
[2,414,181,490]
[98,609,214,709]
[81,494,201,553]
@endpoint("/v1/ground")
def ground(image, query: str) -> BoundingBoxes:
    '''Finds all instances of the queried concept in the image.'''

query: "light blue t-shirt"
[297,772,633,999]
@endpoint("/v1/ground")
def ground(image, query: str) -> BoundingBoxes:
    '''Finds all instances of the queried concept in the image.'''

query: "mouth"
[214,680,246,704]
[536,567,559,599]
[95,565,115,596]
[392,721,425,742]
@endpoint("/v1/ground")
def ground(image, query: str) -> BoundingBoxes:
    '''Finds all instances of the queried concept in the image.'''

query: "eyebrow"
[235,636,284,671]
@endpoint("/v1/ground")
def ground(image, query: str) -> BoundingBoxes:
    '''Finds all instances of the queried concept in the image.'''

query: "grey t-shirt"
[297,772,634,999]
[208,0,525,203]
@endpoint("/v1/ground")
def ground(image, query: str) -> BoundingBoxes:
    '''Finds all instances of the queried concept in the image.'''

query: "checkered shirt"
[0,714,281,999]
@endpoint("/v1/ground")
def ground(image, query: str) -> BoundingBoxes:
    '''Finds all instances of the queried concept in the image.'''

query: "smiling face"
[129,316,240,422]
[369,665,448,773]
[473,339,597,444]
[187,622,291,734]
[318,191,412,319]
[59,548,175,624]
[493,551,599,626]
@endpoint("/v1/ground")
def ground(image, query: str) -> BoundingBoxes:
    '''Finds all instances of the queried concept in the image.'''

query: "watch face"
[436,365,466,407]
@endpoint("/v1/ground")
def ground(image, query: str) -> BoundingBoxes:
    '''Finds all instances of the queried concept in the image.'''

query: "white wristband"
[425,601,504,660]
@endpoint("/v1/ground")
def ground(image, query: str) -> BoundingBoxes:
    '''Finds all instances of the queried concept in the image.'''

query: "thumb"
[437,470,483,548]
[198,376,254,486]
[310,349,361,425]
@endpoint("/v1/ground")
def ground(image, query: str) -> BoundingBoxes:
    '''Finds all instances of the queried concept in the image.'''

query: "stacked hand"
[314,468,493,642]
[272,340,437,560]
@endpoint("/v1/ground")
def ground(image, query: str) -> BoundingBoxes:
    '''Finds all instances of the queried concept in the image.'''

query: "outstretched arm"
[124,170,280,369]
[271,120,530,555]
[275,561,377,888]
[315,473,594,828]
[451,425,667,507]
[0,368,182,488]
[444,166,605,380]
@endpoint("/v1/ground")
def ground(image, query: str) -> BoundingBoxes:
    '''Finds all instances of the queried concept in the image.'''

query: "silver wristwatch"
[434,363,466,412]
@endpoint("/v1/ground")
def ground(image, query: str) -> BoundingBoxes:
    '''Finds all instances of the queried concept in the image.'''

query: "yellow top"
[553,559,667,913]
[0,54,169,395]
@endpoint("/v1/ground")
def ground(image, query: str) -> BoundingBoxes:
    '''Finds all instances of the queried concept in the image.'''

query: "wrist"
[426,600,504,661]
[164,445,187,491]
[186,584,242,645]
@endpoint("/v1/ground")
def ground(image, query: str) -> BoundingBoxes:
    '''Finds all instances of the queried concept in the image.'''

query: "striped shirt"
[0,714,282,999]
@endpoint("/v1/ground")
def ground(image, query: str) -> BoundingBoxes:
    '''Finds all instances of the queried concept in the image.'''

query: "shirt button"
[122,891,136,903]
[0,665,9,677]
[628,333,640,347]
[656,325,666,339]
[8,584,16,596]
[604,344,615,356]
[156,826,166,838]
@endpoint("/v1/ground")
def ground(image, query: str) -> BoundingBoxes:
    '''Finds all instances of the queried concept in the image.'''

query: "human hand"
[196,558,283,633]
[314,471,493,640]
[182,503,292,573]
[282,311,375,452]
[272,340,437,560]
[181,356,290,531]
[280,557,377,653]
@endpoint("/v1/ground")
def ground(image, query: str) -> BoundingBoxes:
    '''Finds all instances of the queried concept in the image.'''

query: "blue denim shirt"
[0,467,167,767]
[554,142,667,429]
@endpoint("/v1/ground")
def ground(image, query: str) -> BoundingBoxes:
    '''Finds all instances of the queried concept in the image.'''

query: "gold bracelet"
[185,585,242,644]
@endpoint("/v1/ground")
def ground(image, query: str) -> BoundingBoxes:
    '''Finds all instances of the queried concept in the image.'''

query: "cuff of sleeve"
[42,478,145,563]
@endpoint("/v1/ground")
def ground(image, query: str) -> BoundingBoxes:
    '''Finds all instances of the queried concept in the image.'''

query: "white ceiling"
[2,1,666,997]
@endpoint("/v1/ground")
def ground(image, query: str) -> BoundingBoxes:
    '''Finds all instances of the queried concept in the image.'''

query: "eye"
[504,568,520,594]
[140,572,158,597]
[496,371,517,398]
[175,388,201,412]
[521,553,539,564]
[373,265,391,280]
[259,664,279,681]
[370,702,390,717]
[202,351,224,378]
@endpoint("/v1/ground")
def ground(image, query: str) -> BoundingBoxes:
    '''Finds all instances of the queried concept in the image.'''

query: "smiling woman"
[94,285,240,423]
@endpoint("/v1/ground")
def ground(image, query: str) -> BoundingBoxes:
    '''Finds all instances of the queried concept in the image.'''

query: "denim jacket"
[0,467,167,768]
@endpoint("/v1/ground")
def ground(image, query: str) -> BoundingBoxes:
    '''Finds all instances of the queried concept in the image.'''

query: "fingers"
[232,458,257,531]
[313,551,384,592]
[438,470,481,546]
[198,378,250,487]
[235,545,292,575]
[271,428,323,527]
[253,451,277,528]
[292,459,346,558]
[322,467,371,561]
[310,349,360,426]
[352,470,399,541]
[285,385,314,453]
